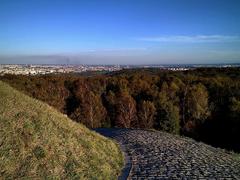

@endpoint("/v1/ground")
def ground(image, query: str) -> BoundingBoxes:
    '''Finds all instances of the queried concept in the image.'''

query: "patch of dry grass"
[0,81,123,179]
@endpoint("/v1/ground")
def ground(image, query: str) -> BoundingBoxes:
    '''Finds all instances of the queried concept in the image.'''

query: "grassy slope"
[0,81,123,179]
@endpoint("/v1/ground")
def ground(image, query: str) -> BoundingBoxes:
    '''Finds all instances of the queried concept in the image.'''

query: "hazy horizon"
[1,0,240,64]
[1,54,240,65]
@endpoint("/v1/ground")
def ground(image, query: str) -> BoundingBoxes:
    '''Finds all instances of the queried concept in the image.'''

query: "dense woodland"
[1,68,240,152]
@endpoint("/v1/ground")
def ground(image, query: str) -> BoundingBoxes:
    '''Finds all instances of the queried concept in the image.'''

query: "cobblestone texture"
[95,128,240,180]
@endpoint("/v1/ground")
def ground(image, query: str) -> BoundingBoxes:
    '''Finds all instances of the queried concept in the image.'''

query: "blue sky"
[0,0,240,64]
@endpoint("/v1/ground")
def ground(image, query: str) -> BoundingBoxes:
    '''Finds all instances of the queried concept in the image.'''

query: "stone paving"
[95,128,240,180]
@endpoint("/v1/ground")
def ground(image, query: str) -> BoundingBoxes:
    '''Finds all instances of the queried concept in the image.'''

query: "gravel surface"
[95,128,240,180]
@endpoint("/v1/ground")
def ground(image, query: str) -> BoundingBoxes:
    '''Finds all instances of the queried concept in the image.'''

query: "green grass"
[0,81,123,179]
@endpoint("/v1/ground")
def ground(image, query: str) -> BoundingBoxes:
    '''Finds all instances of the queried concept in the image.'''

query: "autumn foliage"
[1,67,240,152]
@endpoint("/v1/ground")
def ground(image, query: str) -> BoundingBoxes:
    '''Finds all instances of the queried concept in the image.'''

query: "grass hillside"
[0,81,123,179]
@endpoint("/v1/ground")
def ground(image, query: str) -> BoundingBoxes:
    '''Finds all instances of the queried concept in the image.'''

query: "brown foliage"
[137,101,156,128]
[115,91,137,128]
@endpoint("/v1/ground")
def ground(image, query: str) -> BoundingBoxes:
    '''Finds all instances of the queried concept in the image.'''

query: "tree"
[138,100,156,128]
[103,90,117,127]
[115,91,137,128]
[230,97,240,116]
[184,83,210,133]
[155,82,180,134]
[70,80,107,128]
[74,91,107,128]
[229,97,240,131]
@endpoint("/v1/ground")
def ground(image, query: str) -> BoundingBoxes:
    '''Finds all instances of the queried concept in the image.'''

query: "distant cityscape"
[0,63,239,76]
[0,64,122,75]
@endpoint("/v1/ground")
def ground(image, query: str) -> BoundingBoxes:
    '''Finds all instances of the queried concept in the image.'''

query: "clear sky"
[0,0,240,64]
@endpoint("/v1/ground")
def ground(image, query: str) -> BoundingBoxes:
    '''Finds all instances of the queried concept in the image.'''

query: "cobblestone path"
[95,128,240,180]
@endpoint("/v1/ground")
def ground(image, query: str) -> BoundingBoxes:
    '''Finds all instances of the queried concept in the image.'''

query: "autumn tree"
[137,100,156,128]
[230,97,240,118]
[229,97,240,145]
[102,90,117,127]
[70,80,107,128]
[155,82,180,134]
[115,91,137,128]
[183,83,210,134]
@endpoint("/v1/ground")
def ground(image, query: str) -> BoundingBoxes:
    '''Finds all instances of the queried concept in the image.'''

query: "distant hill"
[0,81,123,179]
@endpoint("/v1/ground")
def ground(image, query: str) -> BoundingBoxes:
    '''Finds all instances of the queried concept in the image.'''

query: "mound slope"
[0,81,123,179]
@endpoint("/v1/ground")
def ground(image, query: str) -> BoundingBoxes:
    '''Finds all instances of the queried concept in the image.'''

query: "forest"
[1,67,240,152]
